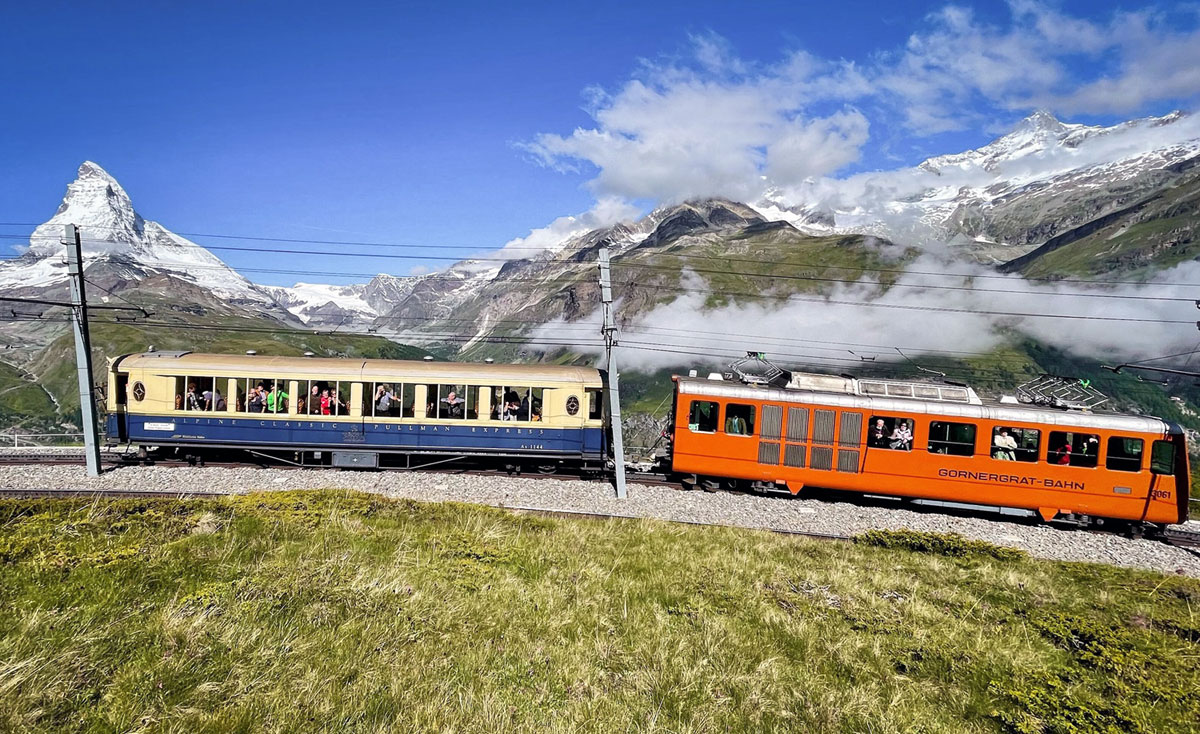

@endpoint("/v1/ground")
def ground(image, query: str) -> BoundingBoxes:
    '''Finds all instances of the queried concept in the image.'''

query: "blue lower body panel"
[124,413,604,460]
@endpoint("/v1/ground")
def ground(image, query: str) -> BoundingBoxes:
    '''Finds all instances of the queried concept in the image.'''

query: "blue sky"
[2,1,1198,284]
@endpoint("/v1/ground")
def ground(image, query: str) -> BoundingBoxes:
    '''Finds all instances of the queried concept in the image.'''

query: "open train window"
[688,400,719,433]
[240,377,283,414]
[1048,431,1098,468]
[587,388,603,420]
[436,384,468,419]
[868,416,912,451]
[992,427,1039,462]
[1150,440,1177,475]
[371,383,412,418]
[1106,437,1144,473]
[928,421,975,456]
[492,386,532,421]
[724,404,755,436]
[300,379,350,416]
[178,375,220,411]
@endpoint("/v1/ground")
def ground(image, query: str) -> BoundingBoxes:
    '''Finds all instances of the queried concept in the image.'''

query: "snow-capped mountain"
[0,162,273,303]
[755,110,1200,261]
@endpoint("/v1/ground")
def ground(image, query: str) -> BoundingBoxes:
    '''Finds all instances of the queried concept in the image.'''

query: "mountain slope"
[0,162,273,305]
[1000,160,1200,277]
[759,110,1200,264]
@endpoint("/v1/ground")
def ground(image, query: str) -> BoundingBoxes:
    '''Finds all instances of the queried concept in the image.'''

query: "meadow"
[1,491,1197,733]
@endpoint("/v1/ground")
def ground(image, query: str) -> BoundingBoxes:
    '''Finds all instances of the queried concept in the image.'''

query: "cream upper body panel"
[116,352,602,386]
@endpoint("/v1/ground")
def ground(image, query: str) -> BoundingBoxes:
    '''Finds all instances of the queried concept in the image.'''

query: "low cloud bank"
[529,256,1200,374]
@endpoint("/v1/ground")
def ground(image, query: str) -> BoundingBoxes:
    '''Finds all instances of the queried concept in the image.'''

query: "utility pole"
[597,247,627,499]
[64,224,101,477]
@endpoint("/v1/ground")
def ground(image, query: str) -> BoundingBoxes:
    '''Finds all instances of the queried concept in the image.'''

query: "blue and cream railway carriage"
[105,351,606,469]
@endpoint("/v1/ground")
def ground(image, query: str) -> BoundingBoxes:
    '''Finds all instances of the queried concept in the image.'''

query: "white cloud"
[524,3,1200,206]
[496,197,642,260]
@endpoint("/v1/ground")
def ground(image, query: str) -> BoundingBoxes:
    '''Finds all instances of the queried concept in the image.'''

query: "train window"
[264,379,289,414]
[587,389,603,420]
[725,404,755,436]
[530,388,544,421]
[436,384,468,419]
[928,421,976,456]
[688,401,719,433]
[1048,431,1099,468]
[868,416,913,451]
[992,427,1039,462]
[178,376,221,411]
[492,386,539,421]
[300,379,347,416]
[1106,437,1144,473]
[370,383,411,418]
[236,378,272,412]
[1150,440,1177,475]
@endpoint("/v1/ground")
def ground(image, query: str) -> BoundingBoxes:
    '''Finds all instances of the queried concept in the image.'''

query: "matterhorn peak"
[22,161,143,259]
[0,161,272,304]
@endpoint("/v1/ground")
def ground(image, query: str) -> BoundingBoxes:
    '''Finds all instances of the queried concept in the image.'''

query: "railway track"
[3,452,1199,551]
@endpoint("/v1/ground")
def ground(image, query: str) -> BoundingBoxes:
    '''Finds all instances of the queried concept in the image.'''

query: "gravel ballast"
[1,463,1197,577]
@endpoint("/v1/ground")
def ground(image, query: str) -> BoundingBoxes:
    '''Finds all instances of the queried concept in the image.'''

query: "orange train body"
[669,374,1190,525]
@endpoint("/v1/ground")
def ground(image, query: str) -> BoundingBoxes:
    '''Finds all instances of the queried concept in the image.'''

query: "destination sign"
[937,468,1084,491]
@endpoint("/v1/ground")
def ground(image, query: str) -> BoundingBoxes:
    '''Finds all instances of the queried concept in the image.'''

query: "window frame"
[1105,436,1144,473]
[927,420,977,457]
[1048,431,1099,468]
[991,426,1040,463]
[687,400,720,433]
[867,415,913,452]
[724,403,756,437]
[1150,440,1177,476]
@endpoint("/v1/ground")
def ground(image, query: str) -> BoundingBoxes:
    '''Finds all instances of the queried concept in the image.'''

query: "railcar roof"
[677,376,1179,435]
[116,352,601,384]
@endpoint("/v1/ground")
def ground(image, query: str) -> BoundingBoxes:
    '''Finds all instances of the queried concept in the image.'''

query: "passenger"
[725,411,747,435]
[993,428,1018,461]
[869,419,889,448]
[266,383,288,414]
[296,396,307,414]
[248,384,265,413]
[330,388,345,415]
[185,382,202,411]
[309,384,322,415]
[441,391,464,418]
[375,384,395,415]
[320,389,332,415]
[888,421,912,451]
[503,390,520,421]
[1051,442,1071,465]
[200,387,214,410]
[175,394,183,410]
[213,390,226,411]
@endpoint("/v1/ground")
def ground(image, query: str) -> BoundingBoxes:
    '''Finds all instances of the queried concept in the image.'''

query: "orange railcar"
[669,373,1189,526]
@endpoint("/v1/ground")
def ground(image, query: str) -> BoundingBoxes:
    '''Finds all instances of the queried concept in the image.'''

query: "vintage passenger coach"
[106,351,606,470]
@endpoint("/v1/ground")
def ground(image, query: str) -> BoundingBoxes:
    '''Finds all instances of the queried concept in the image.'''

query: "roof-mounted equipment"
[1016,374,1109,411]
[725,352,792,388]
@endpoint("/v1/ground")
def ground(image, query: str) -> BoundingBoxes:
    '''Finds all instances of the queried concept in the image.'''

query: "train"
[104,350,1191,528]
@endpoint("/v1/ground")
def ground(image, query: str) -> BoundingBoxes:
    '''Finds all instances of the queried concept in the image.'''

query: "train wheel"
[537,463,557,475]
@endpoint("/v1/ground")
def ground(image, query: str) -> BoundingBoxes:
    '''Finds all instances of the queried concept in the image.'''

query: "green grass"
[1018,174,1200,279]
[1,491,1198,733]
[0,360,58,428]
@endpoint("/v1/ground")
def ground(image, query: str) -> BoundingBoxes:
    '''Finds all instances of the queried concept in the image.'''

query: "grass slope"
[0,360,58,430]
[1,491,1197,733]
[1016,173,1200,279]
